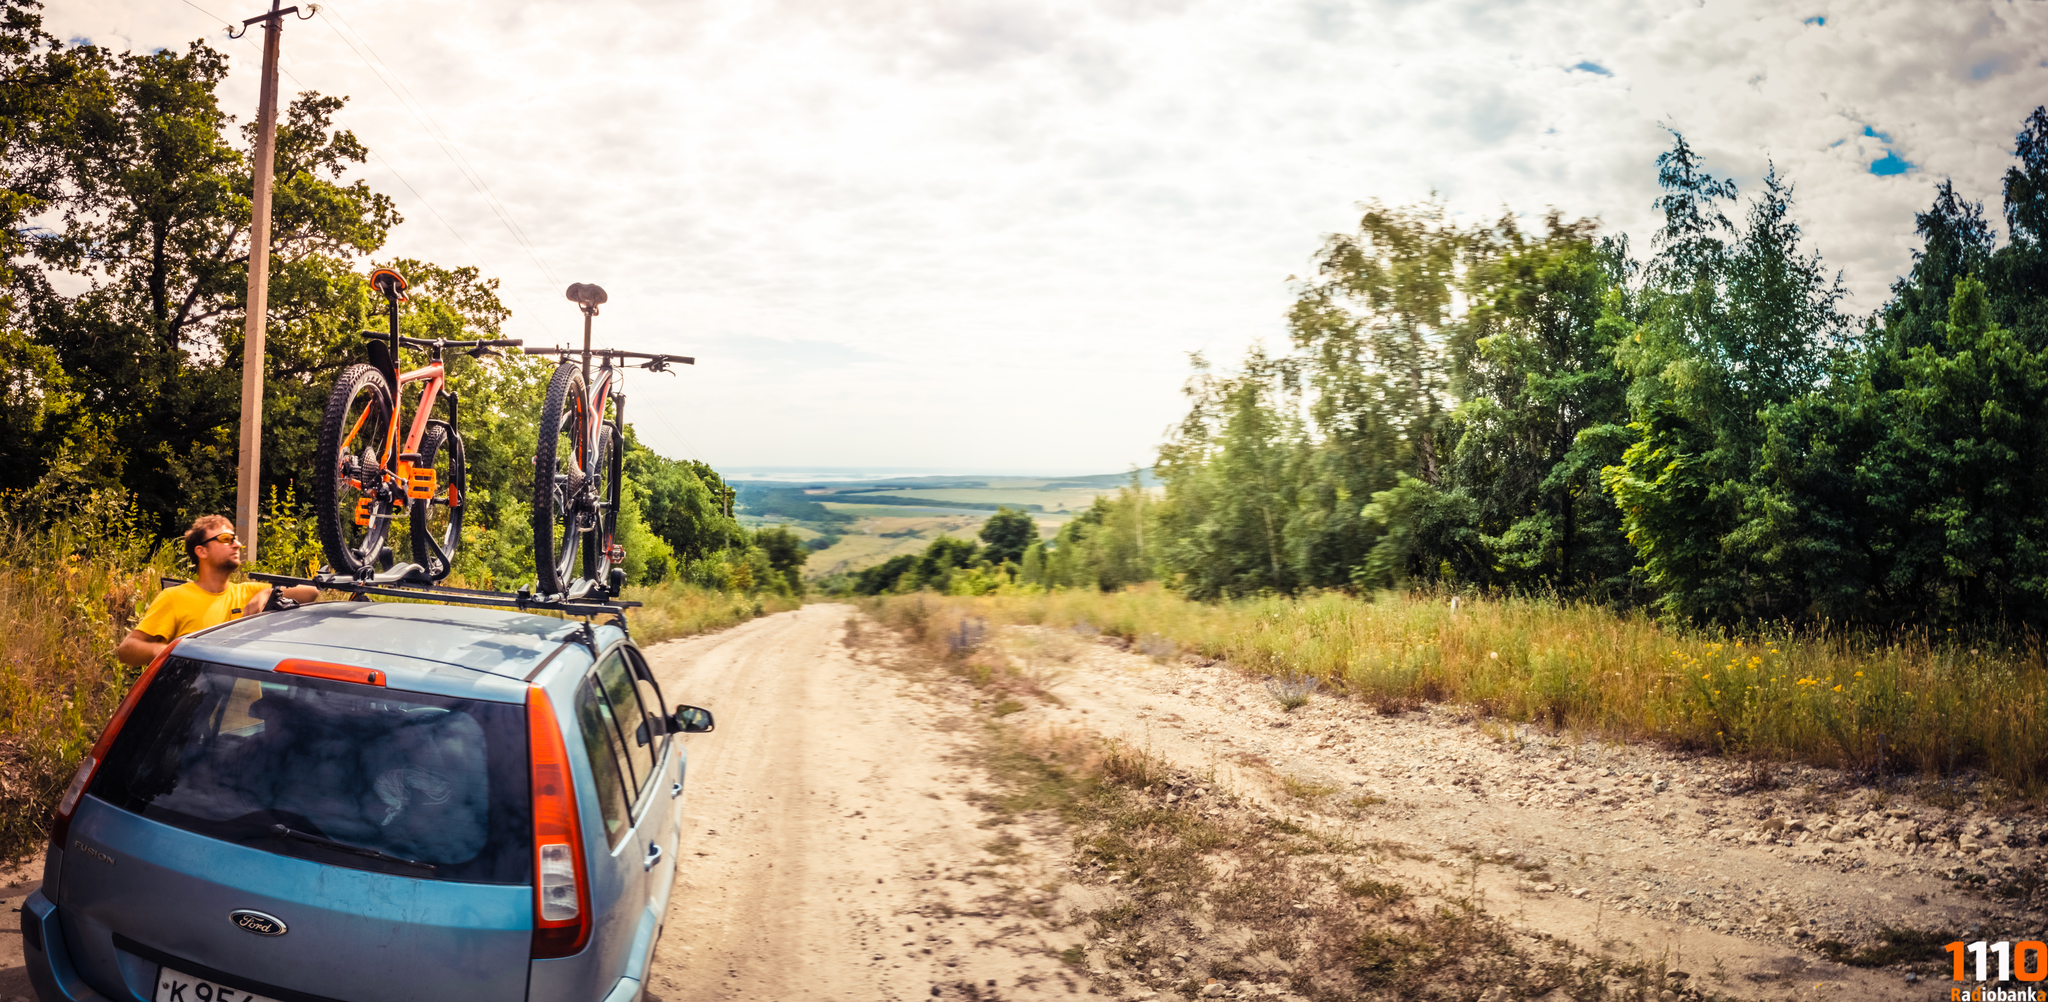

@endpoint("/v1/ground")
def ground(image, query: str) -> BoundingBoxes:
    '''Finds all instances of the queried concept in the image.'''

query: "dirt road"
[638,603,1089,1002]
[641,606,2042,1001]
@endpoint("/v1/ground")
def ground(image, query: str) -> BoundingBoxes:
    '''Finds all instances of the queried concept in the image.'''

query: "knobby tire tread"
[532,363,586,596]
[315,364,396,577]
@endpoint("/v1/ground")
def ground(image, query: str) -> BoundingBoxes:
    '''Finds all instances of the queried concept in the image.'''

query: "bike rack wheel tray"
[250,568,641,623]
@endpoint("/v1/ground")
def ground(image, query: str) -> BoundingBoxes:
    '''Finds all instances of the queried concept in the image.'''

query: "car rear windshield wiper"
[270,824,436,872]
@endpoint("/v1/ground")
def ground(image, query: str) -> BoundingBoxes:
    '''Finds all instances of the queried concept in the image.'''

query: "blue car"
[20,600,711,1002]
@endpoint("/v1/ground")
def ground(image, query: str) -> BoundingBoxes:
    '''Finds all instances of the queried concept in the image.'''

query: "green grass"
[871,584,2048,791]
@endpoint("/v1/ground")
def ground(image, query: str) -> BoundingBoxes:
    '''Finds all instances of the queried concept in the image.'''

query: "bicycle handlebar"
[362,331,524,350]
[525,347,695,366]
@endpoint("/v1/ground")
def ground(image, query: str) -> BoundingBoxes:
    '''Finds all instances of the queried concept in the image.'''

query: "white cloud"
[48,0,2048,472]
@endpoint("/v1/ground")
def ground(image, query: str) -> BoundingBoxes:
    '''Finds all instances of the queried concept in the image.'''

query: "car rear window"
[91,657,531,884]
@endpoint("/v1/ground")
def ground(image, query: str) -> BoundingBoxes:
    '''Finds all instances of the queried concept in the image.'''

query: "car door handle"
[644,842,663,870]
[670,781,682,798]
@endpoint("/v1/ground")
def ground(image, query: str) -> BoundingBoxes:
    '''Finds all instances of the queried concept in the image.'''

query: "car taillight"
[51,641,178,849]
[527,686,590,958]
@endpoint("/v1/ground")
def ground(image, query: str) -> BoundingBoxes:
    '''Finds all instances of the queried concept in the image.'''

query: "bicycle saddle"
[565,282,608,312]
[370,268,410,302]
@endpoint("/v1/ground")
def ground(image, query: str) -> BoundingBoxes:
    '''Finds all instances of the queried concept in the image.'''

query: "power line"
[315,2,566,293]
[169,0,562,342]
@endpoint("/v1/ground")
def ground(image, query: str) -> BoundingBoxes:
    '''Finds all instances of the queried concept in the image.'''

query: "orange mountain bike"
[315,268,522,581]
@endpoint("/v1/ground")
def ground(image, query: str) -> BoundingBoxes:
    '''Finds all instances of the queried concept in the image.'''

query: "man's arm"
[243,584,318,615]
[116,629,167,668]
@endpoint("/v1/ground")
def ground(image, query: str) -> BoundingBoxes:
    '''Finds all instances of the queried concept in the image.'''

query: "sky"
[51,0,2048,475]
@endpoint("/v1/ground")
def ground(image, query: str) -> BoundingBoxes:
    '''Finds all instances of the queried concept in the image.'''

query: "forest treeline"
[1035,112,2048,632]
[0,6,803,595]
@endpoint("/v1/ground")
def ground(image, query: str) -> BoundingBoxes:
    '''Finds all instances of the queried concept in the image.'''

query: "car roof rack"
[249,568,640,621]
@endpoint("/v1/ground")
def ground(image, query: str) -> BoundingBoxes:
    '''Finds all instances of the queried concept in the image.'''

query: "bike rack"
[249,569,641,621]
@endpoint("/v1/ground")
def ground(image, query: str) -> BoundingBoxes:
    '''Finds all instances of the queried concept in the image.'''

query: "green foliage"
[1599,141,1855,624]
[1109,112,2048,636]
[1042,481,1155,592]
[850,535,984,595]
[753,525,807,595]
[733,483,851,528]
[976,505,1037,566]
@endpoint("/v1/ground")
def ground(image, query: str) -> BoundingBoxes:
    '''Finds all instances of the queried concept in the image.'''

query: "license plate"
[154,965,285,1002]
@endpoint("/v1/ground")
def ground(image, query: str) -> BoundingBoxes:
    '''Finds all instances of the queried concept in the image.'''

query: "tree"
[754,526,808,594]
[1154,347,1303,598]
[1449,212,1634,594]
[1602,136,1848,624]
[14,34,396,524]
[977,506,1036,567]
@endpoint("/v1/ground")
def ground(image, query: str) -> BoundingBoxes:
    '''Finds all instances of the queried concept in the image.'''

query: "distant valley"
[732,471,1158,578]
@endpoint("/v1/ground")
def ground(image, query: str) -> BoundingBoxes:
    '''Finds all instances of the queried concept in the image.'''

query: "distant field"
[732,470,1150,580]
[827,488,1106,513]
[799,511,1064,578]
[803,515,983,577]
[820,502,1004,519]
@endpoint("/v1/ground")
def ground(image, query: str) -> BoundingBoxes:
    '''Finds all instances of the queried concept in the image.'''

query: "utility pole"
[231,0,309,562]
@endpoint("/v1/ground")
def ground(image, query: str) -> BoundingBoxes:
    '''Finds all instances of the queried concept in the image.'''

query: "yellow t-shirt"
[133,581,270,642]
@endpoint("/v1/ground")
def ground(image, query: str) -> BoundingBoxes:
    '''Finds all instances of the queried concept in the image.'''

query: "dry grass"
[869,585,2048,792]
[622,581,797,645]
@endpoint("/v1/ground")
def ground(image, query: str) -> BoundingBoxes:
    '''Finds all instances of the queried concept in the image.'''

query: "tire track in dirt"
[638,604,1091,1001]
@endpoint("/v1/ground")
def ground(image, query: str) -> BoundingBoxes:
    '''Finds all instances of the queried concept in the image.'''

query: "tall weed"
[0,490,179,859]
[874,584,2048,789]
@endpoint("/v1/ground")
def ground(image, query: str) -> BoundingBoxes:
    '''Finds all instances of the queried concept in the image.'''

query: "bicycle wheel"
[531,362,591,596]
[409,421,465,581]
[315,363,399,578]
[583,418,625,589]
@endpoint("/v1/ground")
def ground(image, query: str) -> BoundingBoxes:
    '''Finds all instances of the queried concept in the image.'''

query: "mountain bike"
[315,268,522,581]
[526,282,692,600]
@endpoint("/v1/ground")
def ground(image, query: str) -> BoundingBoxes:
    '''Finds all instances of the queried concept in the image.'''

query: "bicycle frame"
[582,359,623,553]
[346,290,516,521]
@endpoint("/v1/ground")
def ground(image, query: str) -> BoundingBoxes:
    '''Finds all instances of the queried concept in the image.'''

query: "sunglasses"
[204,532,240,546]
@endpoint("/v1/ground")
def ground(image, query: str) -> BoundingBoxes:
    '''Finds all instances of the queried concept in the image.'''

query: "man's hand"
[116,629,166,668]
[247,584,319,615]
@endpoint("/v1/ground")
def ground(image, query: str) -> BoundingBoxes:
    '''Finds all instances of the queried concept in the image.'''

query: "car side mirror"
[669,705,715,734]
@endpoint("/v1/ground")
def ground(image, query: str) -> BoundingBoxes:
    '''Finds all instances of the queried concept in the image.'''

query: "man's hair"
[184,514,232,568]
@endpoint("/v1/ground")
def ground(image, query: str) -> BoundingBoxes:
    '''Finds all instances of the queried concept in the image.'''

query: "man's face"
[198,526,243,572]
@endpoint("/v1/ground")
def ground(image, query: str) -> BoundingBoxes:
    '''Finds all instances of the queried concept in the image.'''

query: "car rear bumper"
[20,889,114,1002]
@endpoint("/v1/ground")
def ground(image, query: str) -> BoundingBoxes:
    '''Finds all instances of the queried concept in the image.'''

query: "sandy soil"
[639,604,1092,1001]
[998,626,2043,999]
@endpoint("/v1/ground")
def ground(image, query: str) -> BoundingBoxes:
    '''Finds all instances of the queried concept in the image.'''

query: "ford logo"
[229,910,287,937]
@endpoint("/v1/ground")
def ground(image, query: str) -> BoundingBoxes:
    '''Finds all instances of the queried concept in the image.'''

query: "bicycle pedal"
[353,497,373,527]
[407,465,437,500]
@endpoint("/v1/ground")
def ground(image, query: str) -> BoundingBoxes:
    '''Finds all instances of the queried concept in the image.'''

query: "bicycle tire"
[531,362,590,596]
[410,421,465,581]
[583,419,625,588]
[315,363,399,577]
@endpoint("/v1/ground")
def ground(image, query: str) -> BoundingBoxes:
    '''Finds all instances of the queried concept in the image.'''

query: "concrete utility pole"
[231,0,310,562]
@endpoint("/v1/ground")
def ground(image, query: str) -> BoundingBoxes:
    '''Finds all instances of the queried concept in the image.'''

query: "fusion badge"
[229,910,287,937]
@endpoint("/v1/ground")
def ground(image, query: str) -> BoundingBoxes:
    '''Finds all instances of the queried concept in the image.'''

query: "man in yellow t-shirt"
[115,515,319,667]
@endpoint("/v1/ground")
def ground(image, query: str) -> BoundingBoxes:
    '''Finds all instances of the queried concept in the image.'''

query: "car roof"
[176,601,613,702]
